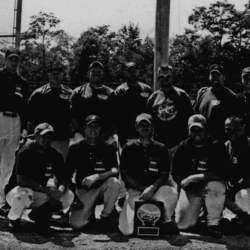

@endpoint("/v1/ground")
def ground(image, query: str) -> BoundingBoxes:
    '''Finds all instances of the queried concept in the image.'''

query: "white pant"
[6,186,74,221]
[175,181,226,230]
[119,185,179,236]
[235,188,250,214]
[69,177,120,230]
[0,116,21,207]
[51,139,70,162]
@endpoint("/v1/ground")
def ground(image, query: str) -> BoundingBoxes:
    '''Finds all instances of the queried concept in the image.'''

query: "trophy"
[134,201,163,236]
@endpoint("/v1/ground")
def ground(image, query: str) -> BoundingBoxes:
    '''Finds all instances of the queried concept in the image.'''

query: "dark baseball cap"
[135,113,153,126]
[158,64,173,74]
[89,61,104,70]
[85,115,101,125]
[5,48,21,59]
[188,114,207,129]
[242,67,250,77]
[125,62,137,71]
[34,123,54,135]
[209,64,225,74]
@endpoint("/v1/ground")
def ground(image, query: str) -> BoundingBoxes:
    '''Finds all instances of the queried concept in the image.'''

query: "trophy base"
[137,227,160,236]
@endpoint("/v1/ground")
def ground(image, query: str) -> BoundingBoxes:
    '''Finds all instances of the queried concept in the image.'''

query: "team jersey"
[70,83,115,135]
[193,86,238,142]
[66,139,118,189]
[114,82,152,145]
[28,84,72,140]
[120,139,170,187]
[146,87,193,148]
[172,136,229,190]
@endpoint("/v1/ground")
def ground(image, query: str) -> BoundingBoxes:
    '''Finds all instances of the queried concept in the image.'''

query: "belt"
[0,112,18,118]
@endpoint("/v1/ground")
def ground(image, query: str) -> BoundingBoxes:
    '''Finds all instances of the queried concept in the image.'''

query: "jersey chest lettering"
[97,94,108,100]
[140,92,149,98]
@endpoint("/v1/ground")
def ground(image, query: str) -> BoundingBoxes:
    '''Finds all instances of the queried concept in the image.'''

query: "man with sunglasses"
[193,64,238,142]
[114,62,152,147]
[224,116,250,235]
[146,64,193,149]
[5,123,74,234]
[119,113,179,236]
[70,61,115,142]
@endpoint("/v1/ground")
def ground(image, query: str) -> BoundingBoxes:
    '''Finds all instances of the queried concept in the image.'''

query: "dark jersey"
[114,82,152,144]
[0,68,29,129]
[172,136,229,189]
[146,87,193,148]
[237,92,250,137]
[225,136,250,185]
[120,140,170,187]
[15,141,66,187]
[193,86,238,142]
[28,84,73,140]
[66,139,118,189]
[70,83,115,135]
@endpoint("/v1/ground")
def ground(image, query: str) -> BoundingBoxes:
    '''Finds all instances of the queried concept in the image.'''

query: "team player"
[193,64,238,142]
[67,115,120,231]
[114,62,152,147]
[0,48,29,214]
[6,123,74,235]
[237,67,250,137]
[28,65,72,161]
[172,114,229,238]
[119,113,179,236]
[224,116,250,235]
[146,64,193,149]
[70,61,115,141]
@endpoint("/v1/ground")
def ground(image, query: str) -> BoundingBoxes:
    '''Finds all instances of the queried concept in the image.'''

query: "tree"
[21,12,71,81]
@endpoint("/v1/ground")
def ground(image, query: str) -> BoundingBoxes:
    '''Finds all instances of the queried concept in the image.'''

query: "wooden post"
[15,0,23,49]
[154,0,171,91]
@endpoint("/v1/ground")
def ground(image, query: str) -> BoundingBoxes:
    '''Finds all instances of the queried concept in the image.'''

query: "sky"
[20,0,248,40]
[0,0,246,40]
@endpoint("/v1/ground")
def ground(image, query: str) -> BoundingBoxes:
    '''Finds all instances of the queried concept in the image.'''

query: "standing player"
[114,62,152,147]
[0,48,29,214]
[119,113,179,236]
[193,64,238,142]
[28,65,72,161]
[70,61,115,141]
[237,67,250,137]
[172,114,229,238]
[146,64,193,149]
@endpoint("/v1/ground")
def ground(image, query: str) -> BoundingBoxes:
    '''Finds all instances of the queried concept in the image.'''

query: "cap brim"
[7,54,20,59]
[86,120,101,125]
[40,129,54,135]
[210,69,221,74]
[137,119,151,125]
[189,123,204,129]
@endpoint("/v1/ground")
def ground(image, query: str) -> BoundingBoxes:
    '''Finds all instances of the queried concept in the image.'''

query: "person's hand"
[58,185,66,193]
[139,185,156,201]
[180,178,192,190]
[21,129,28,138]
[71,200,84,210]
[82,174,99,188]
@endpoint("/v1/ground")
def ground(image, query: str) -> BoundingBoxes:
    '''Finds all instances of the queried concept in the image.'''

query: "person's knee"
[206,181,226,194]
[106,177,120,190]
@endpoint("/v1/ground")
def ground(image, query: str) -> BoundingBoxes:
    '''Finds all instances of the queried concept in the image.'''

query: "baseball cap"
[135,113,153,126]
[125,62,137,71]
[34,123,54,135]
[85,115,101,125]
[242,67,250,77]
[209,64,225,74]
[5,48,21,59]
[158,64,173,75]
[89,61,104,70]
[188,114,207,129]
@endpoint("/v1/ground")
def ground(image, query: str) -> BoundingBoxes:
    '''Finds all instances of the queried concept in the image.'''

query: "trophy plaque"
[134,201,163,237]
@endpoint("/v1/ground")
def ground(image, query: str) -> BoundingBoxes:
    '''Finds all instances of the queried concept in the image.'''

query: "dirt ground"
[0,207,250,250]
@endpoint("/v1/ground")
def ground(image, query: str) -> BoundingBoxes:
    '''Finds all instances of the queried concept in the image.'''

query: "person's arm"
[121,170,146,192]
[17,175,50,194]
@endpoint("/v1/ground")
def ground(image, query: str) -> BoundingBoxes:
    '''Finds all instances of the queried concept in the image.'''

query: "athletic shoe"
[207,225,222,238]
[162,221,180,235]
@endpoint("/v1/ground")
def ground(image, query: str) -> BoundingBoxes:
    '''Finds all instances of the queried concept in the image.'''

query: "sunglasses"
[158,74,172,79]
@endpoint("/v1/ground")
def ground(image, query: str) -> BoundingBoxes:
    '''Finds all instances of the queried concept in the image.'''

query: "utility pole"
[15,0,23,49]
[154,0,171,91]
